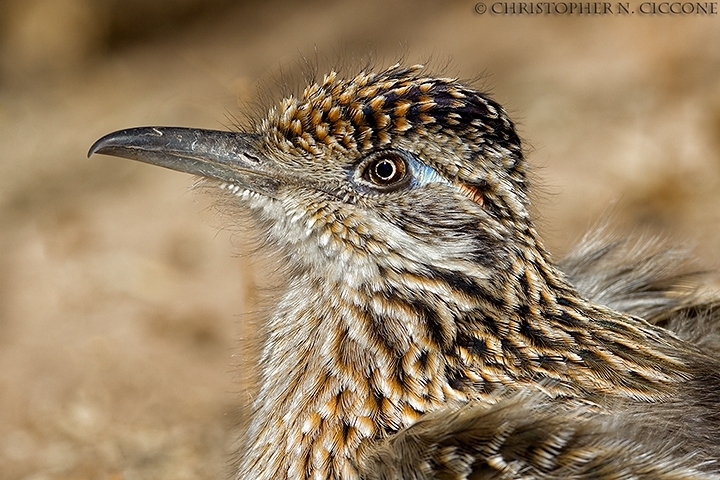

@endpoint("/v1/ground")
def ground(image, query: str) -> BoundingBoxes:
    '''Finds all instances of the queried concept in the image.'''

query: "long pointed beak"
[89,126,279,194]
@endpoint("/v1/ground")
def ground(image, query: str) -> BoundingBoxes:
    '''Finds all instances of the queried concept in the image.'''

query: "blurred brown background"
[1,0,719,478]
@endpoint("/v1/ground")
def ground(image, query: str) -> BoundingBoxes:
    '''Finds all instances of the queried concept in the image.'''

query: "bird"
[89,63,720,479]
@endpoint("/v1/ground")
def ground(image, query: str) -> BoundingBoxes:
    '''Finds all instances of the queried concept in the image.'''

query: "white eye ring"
[364,152,407,186]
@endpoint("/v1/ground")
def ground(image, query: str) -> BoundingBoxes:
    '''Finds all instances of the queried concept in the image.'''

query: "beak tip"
[87,141,100,158]
[88,134,114,158]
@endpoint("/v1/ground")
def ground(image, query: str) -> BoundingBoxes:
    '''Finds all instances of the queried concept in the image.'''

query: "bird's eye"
[364,152,407,187]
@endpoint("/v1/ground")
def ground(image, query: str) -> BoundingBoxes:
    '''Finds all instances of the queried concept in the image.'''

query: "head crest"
[264,65,520,153]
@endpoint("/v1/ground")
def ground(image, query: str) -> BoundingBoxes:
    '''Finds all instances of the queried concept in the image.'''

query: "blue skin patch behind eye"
[407,155,484,206]
[407,156,452,188]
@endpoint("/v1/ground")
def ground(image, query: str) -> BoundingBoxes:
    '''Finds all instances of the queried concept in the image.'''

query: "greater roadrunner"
[90,64,720,479]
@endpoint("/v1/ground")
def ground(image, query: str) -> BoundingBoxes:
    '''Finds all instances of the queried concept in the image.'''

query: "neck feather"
[237,231,689,479]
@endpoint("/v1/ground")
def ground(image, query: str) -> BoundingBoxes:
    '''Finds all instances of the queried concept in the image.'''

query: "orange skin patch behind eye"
[458,184,485,207]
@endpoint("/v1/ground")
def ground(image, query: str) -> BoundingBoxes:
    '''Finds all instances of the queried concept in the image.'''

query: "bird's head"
[90,64,534,288]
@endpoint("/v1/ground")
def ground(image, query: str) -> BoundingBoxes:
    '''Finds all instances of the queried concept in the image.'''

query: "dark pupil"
[375,160,395,180]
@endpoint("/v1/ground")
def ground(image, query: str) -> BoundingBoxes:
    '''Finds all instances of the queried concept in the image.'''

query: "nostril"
[244,152,261,164]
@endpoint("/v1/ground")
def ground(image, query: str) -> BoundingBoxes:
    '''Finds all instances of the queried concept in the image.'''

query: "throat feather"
[239,254,688,478]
